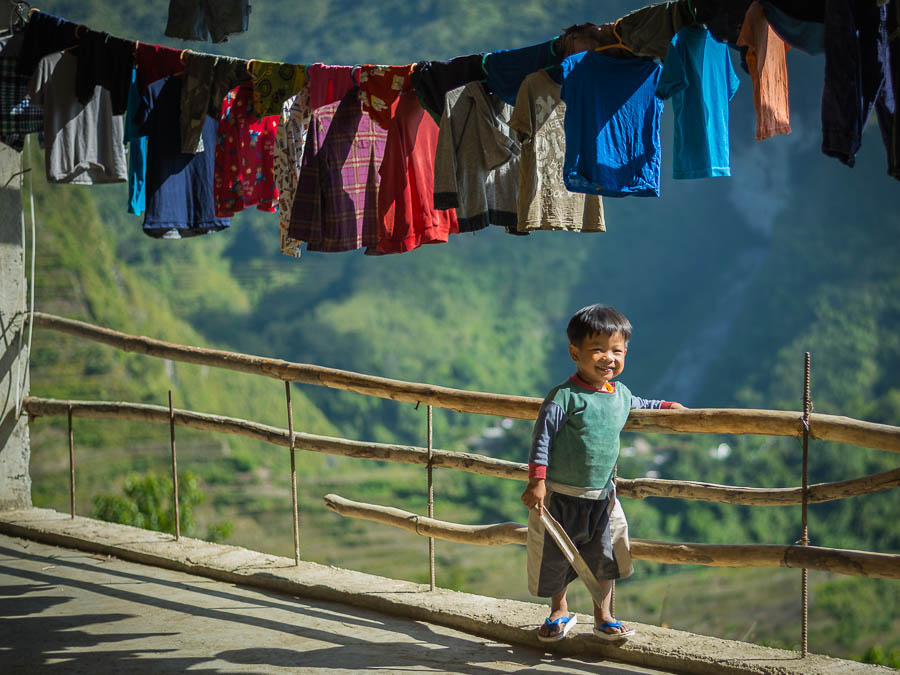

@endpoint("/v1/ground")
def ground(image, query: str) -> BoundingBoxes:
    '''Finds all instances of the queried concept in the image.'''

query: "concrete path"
[0,508,889,675]
[0,533,665,674]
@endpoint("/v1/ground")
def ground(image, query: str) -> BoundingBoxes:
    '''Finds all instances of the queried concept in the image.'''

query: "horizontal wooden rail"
[24,397,900,506]
[24,397,526,480]
[324,494,900,580]
[29,312,900,453]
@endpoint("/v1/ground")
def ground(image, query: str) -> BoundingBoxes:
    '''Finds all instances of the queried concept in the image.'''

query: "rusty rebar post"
[286,381,300,565]
[427,404,435,591]
[610,463,617,618]
[67,404,75,518]
[800,353,811,657]
[168,390,180,541]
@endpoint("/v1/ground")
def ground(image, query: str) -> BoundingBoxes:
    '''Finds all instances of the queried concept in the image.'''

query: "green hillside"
[17,0,900,664]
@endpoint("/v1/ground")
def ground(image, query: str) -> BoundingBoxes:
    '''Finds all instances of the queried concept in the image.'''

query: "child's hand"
[521,479,547,512]
[667,402,686,409]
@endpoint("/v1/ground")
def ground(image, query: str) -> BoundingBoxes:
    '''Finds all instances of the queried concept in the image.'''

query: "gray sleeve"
[529,400,565,467]
[433,87,463,209]
[631,395,666,410]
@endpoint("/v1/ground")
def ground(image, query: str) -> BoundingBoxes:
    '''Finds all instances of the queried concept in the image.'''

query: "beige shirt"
[509,70,605,233]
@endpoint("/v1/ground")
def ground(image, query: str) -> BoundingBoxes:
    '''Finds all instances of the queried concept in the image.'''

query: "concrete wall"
[0,4,32,509]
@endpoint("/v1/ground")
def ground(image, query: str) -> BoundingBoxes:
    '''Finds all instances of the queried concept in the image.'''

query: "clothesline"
[1,1,896,260]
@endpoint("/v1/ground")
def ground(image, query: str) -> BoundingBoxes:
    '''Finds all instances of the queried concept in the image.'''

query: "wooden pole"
[24,397,900,506]
[28,313,900,454]
[323,494,900,580]
[286,381,300,565]
[168,390,180,541]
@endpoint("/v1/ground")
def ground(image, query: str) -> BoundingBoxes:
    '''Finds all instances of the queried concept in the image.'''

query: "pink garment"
[306,62,355,110]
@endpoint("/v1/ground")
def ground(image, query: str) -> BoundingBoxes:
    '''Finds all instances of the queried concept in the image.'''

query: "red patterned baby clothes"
[359,64,415,129]
[214,81,279,217]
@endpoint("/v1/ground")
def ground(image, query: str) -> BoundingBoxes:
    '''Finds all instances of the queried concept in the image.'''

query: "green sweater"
[543,378,632,490]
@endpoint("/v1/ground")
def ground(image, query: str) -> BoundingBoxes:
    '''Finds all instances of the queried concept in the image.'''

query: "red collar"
[569,373,616,393]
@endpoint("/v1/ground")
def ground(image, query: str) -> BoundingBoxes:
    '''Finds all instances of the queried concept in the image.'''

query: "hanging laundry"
[214,81,279,218]
[28,52,126,184]
[14,11,78,79]
[359,64,415,130]
[617,0,695,60]
[0,33,42,152]
[135,76,229,238]
[16,11,132,116]
[165,0,250,43]
[288,87,387,253]
[248,60,307,118]
[377,90,458,254]
[762,0,825,22]
[875,0,898,180]
[433,82,521,233]
[484,39,562,107]
[692,0,754,46]
[509,70,605,232]
[74,30,134,115]
[409,54,485,123]
[761,1,824,55]
[135,43,184,93]
[656,26,740,179]
[123,68,148,216]
[737,1,792,141]
[180,51,250,154]
[273,90,311,258]
[557,23,612,57]
[305,63,355,111]
[560,51,663,197]
[821,0,890,168]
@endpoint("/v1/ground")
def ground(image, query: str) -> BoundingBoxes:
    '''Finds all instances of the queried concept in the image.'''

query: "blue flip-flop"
[537,613,577,642]
[593,619,636,641]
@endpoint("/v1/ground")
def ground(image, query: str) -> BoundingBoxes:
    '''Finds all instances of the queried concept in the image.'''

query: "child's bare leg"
[538,586,570,637]
[593,579,631,635]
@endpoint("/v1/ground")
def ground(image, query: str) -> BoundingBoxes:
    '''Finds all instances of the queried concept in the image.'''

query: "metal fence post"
[610,463,617,618]
[427,404,435,591]
[168,390,180,541]
[286,381,300,565]
[67,404,75,518]
[800,353,811,657]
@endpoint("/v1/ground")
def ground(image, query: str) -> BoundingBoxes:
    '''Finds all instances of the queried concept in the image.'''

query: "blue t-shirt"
[485,39,561,106]
[123,67,147,216]
[655,26,740,180]
[560,51,663,197]
[135,75,230,239]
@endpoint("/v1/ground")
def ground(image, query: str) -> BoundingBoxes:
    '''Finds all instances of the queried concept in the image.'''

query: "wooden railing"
[22,312,900,585]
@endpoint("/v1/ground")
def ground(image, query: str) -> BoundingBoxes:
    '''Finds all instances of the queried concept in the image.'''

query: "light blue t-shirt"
[560,50,663,197]
[655,26,740,180]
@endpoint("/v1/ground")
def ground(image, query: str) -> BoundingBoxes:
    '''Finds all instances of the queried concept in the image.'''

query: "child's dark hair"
[566,304,632,345]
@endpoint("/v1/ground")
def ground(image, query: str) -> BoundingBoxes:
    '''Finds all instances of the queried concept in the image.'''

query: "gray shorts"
[527,488,633,598]
[165,0,251,43]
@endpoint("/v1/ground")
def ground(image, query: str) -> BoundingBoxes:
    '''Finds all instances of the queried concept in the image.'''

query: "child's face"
[569,331,628,388]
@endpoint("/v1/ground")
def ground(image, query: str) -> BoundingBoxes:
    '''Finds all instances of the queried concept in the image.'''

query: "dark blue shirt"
[135,76,229,238]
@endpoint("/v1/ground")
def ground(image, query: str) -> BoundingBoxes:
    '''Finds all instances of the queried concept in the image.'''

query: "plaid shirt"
[0,38,43,151]
[288,87,387,252]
